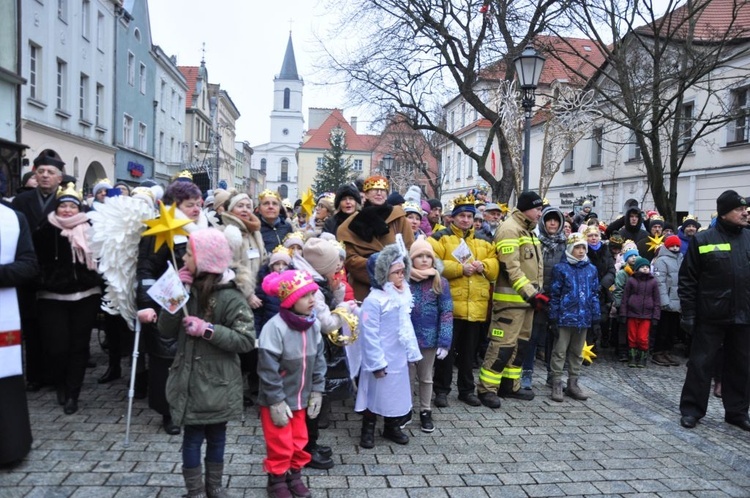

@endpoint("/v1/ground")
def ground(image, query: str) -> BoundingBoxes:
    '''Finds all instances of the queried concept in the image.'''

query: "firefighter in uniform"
[477,191,545,409]
[678,190,750,431]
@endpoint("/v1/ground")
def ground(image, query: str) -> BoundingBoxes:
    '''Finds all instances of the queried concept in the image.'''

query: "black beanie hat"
[716,190,748,216]
[428,198,442,210]
[334,183,361,209]
[387,191,405,206]
[517,191,543,212]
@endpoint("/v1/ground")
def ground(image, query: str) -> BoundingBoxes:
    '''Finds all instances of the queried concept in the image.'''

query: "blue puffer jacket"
[549,257,601,328]
[409,275,454,350]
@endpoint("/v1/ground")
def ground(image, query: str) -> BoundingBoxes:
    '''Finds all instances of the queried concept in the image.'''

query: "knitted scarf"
[409,266,436,282]
[47,211,96,270]
[279,308,317,332]
[538,230,566,260]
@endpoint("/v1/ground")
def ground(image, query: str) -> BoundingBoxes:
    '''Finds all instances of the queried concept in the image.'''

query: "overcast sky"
[148,0,360,146]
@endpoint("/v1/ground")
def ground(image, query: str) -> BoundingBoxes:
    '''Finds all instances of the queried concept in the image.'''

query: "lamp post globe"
[513,45,546,192]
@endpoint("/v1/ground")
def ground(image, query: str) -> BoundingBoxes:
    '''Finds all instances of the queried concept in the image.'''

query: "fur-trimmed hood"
[366,243,411,290]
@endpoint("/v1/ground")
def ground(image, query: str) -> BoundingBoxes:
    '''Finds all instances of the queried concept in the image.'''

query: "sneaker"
[419,410,434,433]
[434,393,449,408]
[458,392,481,406]
[520,370,533,390]
[477,392,502,409]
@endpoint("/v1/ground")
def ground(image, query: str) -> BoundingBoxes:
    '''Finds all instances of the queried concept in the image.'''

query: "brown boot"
[182,466,206,498]
[205,461,230,498]
[286,468,312,498]
[565,377,589,401]
[267,473,292,498]
[551,380,564,402]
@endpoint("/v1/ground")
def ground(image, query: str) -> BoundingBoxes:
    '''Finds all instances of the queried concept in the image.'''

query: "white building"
[20,0,118,188]
[252,33,304,201]
[152,45,187,184]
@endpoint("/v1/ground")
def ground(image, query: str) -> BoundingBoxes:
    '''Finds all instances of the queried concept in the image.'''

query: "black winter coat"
[11,188,57,231]
[259,217,293,255]
[587,243,616,305]
[678,219,750,324]
[32,221,102,294]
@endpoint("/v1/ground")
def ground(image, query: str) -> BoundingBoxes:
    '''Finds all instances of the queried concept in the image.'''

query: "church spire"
[278,32,300,81]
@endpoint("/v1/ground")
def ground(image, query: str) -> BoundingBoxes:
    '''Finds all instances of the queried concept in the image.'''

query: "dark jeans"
[148,355,172,417]
[434,319,484,396]
[680,322,750,422]
[182,422,227,468]
[522,311,548,372]
[37,295,99,392]
[654,310,680,352]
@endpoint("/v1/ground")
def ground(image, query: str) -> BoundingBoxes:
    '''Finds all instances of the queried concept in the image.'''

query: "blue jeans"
[521,312,549,372]
[182,422,227,468]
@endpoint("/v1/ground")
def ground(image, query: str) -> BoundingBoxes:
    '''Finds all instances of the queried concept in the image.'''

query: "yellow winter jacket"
[429,223,499,322]
[493,209,543,309]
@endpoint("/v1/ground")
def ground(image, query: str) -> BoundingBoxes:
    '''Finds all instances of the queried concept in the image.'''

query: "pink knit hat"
[303,237,340,276]
[262,270,319,309]
[409,235,435,260]
[189,228,232,275]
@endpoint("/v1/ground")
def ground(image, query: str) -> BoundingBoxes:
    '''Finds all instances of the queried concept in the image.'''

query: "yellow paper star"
[645,234,664,253]
[582,341,597,364]
[301,187,315,218]
[142,203,192,253]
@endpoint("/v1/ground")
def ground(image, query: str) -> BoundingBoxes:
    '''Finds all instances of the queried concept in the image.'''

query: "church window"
[283,88,290,109]
[280,159,289,182]
[260,158,266,173]
[278,185,288,199]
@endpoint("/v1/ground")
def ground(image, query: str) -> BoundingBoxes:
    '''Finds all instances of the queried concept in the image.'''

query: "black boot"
[204,460,228,498]
[382,417,409,445]
[64,388,79,415]
[162,415,181,435]
[97,365,121,384]
[56,385,66,406]
[303,412,333,468]
[359,413,376,449]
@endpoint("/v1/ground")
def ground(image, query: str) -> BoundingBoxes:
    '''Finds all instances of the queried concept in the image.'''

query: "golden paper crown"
[499,203,509,213]
[318,192,336,206]
[131,186,155,200]
[278,270,316,301]
[453,193,476,207]
[583,225,600,236]
[567,232,587,245]
[283,231,305,248]
[650,215,664,222]
[259,189,281,201]
[363,175,389,192]
[177,170,193,180]
[403,201,422,215]
[56,182,83,202]
[94,177,111,186]
[272,245,292,257]
[683,214,698,223]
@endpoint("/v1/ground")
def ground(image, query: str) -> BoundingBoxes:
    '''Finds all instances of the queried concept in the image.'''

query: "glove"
[680,317,695,336]
[178,266,194,285]
[592,322,602,340]
[619,316,627,325]
[307,392,322,419]
[527,293,550,312]
[269,401,293,427]
[436,348,449,360]
[182,316,209,337]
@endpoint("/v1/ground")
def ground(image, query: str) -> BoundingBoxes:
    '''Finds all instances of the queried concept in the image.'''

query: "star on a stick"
[645,234,664,253]
[582,341,597,364]
[142,203,191,253]
[301,187,315,218]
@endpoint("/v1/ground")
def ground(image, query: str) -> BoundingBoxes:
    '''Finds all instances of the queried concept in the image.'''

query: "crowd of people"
[1,147,749,498]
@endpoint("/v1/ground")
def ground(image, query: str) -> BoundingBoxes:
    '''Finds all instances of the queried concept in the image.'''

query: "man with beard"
[677,215,700,255]
[482,203,504,239]
[679,191,750,432]
[426,198,445,233]
[637,216,665,261]
[337,176,414,301]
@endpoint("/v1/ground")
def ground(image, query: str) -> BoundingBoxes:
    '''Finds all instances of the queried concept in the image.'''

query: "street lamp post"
[382,154,394,193]
[513,45,546,192]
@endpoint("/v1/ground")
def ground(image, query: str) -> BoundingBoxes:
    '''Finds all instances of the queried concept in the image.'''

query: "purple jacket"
[620,272,661,321]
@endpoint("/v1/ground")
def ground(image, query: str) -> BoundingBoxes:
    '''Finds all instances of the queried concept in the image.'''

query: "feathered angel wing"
[88,196,154,330]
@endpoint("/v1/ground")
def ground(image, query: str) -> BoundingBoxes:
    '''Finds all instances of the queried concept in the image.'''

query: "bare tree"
[548,0,750,221]
[320,0,571,202]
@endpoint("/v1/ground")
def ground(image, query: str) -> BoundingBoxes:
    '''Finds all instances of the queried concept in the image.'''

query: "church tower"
[254,33,304,201]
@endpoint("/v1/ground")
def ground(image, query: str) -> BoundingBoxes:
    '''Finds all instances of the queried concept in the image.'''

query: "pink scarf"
[409,266,436,282]
[47,211,97,270]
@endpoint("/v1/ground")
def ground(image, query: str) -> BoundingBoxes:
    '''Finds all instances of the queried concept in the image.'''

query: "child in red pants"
[619,257,661,367]
[258,270,327,498]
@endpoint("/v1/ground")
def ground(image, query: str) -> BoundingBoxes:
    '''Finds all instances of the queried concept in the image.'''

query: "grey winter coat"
[652,249,683,312]
[159,283,255,426]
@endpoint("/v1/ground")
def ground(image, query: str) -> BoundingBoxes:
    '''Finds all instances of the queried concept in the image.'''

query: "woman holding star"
[136,180,210,435]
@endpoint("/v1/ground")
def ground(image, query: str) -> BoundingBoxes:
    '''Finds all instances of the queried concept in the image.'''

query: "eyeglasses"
[389,269,405,276]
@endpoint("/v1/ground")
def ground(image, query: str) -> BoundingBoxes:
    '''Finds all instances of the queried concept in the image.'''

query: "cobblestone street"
[2,343,750,498]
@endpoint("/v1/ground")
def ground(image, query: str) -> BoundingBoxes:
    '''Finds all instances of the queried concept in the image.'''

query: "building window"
[95,83,103,126]
[29,43,40,100]
[728,87,750,144]
[138,122,147,151]
[456,152,462,180]
[316,157,325,170]
[590,127,603,167]
[450,111,455,132]
[160,80,166,110]
[627,130,641,161]
[461,102,466,128]
[79,73,88,121]
[281,159,289,182]
[58,0,67,22]
[159,132,164,161]
[171,90,177,118]
[678,102,694,152]
[563,145,574,172]
[81,0,90,39]
[170,138,175,162]
[139,63,146,94]
[123,114,133,147]
[260,158,267,173]
[353,159,363,171]
[96,11,104,50]
[177,95,183,122]
[56,59,67,111]
[127,52,135,86]
[445,154,452,181]
[283,88,290,109]
[278,185,288,199]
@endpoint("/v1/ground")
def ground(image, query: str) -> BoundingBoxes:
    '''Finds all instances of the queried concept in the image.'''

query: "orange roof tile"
[299,109,375,152]
[178,66,199,107]
[638,0,750,41]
